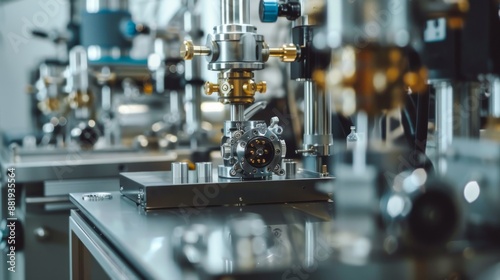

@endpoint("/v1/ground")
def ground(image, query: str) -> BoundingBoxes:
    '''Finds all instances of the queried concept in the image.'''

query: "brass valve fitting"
[267,44,300,62]
[181,40,211,60]
[243,80,267,95]
[204,82,220,95]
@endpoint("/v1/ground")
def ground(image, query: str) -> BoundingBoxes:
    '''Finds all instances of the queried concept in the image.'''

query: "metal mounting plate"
[119,171,332,210]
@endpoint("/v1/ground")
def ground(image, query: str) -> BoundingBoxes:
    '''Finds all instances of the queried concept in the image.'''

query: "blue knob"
[121,19,137,38]
[259,0,279,22]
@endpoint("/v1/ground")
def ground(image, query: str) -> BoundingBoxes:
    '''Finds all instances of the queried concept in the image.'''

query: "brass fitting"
[205,71,265,104]
[181,40,211,60]
[268,44,300,62]
[204,82,219,95]
[243,80,267,95]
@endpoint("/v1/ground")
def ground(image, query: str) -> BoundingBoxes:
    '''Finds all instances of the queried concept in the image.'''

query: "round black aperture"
[408,189,458,246]
[244,137,275,168]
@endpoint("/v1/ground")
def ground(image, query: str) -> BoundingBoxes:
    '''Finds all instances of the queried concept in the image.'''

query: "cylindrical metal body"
[221,0,249,25]
[206,0,266,71]
[172,162,189,184]
[303,81,333,155]
[434,81,453,173]
[196,162,213,183]
[283,159,297,179]
[490,77,500,118]
[230,105,245,121]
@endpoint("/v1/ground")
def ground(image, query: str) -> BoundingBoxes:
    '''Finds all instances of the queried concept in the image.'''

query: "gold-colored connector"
[204,82,219,95]
[256,81,267,93]
[269,44,300,62]
[180,40,211,60]
[243,81,267,94]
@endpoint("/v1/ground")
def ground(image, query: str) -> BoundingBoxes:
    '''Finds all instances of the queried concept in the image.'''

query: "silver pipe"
[230,104,245,121]
[304,81,314,136]
[221,0,249,25]
[304,221,315,267]
[490,77,500,118]
[303,81,332,148]
[434,81,453,173]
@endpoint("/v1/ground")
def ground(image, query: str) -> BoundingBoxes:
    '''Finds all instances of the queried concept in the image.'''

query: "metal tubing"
[303,81,332,148]
[490,77,500,118]
[221,0,249,25]
[434,81,453,173]
[230,104,245,121]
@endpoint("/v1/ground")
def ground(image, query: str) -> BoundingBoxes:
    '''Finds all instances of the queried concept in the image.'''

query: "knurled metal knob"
[259,0,279,22]
[204,82,219,95]
[269,44,300,62]
[256,81,267,93]
[181,40,211,60]
[243,81,267,94]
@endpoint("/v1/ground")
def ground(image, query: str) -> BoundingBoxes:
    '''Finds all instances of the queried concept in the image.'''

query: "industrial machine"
[67,0,500,279]
[3,0,500,279]
[118,0,333,211]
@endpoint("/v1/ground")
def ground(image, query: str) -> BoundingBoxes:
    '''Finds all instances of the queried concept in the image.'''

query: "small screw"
[230,169,237,176]
[276,149,281,154]
[270,136,275,141]
[240,142,245,147]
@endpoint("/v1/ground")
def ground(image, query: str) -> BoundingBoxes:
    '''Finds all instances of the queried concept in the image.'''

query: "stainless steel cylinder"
[221,0,249,25]
[490,77,500,118]
[434,81,453,174]
[230,104,245,121]
[172,162,189,184]
[196,162,213,183]
[283,159,297,179]
[303,80,333,154]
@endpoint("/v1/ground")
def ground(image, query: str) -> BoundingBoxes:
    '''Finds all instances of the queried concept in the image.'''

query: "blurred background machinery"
[2,0,500,279]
